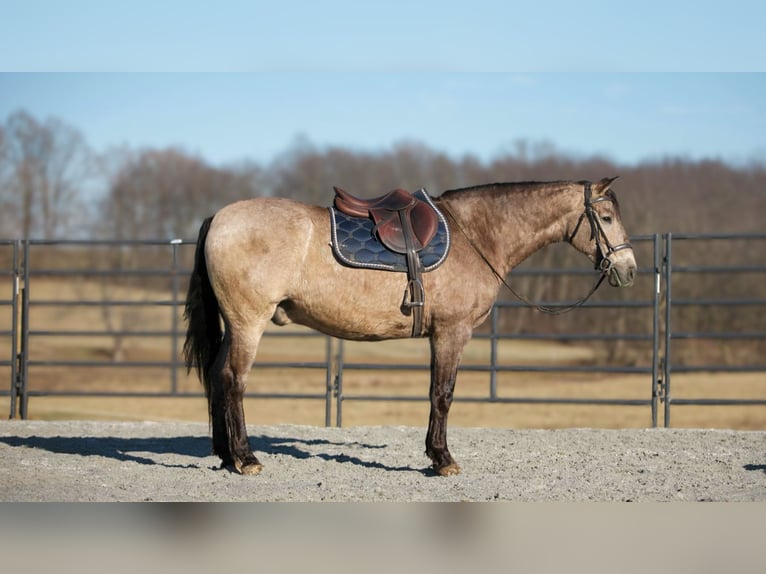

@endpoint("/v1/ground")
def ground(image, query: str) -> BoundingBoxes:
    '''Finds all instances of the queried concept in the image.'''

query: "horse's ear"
[593,176,619,195]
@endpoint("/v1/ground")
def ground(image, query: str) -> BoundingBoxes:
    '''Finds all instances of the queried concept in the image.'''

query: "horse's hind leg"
[208,333,233,466]
[213,319,268,475]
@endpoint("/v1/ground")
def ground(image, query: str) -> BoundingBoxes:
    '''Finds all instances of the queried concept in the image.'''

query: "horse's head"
[568,177,636,287]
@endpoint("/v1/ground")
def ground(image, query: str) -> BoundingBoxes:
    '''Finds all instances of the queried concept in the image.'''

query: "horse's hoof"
[436,463,461,476]
[240,462,264,475]
[230,459,264,475]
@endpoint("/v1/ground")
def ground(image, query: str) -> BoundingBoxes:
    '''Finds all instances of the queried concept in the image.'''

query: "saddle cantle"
[329,187,451,337]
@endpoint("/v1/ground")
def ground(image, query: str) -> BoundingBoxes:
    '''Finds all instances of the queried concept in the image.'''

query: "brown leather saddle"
[333,187,439,253]
[333,186,442,337]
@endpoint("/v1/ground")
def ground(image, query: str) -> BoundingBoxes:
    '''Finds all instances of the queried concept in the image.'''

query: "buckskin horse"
[183,178,636,476]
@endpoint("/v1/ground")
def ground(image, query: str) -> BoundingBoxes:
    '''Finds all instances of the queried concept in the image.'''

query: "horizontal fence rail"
[2,234,764,427]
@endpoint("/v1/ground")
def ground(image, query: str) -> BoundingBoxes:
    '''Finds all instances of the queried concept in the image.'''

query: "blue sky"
[1,2,765,167]
[2,1,766,72]
[2,73,764,167]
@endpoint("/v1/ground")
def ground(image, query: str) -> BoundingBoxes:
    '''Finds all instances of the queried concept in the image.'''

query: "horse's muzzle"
[609,261,636,287]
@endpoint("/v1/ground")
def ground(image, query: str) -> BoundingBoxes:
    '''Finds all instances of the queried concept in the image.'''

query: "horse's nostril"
[627,266,636,284]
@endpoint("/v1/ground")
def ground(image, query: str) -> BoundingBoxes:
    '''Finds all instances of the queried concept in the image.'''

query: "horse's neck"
[444,183,579,276]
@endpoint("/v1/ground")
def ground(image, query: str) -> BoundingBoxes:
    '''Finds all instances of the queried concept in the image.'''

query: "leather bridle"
[569,181,633,275]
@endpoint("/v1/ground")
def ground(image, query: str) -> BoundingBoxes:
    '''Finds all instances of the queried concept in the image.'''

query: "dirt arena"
[1,420,763,501]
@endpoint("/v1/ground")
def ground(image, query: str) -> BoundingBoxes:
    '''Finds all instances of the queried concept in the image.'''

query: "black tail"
[183,216,221,410]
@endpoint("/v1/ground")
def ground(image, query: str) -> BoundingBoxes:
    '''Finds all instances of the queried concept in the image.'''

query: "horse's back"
[211,196,321,232]
[207,196,323,253]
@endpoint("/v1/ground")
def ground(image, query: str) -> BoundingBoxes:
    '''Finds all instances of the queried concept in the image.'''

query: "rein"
[440,181,628,316]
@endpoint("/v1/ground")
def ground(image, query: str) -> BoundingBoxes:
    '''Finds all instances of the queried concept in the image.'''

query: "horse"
[183,177,637,476]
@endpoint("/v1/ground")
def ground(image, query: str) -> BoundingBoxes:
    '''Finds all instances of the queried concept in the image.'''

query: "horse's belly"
[283,269,417,341]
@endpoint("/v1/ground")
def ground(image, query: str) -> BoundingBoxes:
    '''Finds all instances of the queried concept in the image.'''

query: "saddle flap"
[370,208,408,253]
[370,201,439,254]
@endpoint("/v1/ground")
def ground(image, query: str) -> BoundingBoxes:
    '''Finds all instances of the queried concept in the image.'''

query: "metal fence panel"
[3,234,765,427]
[662,232,766,426]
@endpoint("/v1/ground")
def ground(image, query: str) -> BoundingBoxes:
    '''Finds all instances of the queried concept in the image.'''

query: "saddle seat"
[333,186,439,254]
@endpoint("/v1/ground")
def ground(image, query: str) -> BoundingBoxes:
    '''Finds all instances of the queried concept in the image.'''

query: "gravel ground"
[0,421,764,501]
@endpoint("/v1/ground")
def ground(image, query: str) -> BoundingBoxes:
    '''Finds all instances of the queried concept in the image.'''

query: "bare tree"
[0,124,11,232]
[0,111,92,239]
[98,147,263,240]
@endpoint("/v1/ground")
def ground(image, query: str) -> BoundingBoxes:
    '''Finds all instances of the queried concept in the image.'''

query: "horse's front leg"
[426,325,472,476]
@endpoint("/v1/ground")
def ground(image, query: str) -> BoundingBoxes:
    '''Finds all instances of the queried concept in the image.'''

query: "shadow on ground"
[0,433,423,473]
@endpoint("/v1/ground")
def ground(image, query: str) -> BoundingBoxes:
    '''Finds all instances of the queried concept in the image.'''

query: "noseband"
[569,181,633,274]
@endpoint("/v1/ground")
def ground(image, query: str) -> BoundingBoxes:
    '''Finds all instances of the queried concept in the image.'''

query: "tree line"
[2,110,765,240]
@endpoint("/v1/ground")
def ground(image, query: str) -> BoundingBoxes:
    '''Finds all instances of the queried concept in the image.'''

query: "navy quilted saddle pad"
[329,189,451,273]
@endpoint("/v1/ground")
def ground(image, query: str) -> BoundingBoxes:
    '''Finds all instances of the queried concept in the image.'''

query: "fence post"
[324,336,333,427]
[490,306,498,400]
[651,233,661,427]
[17,240,30,419]
[9,240,21,419]
[662,233,673,427]
[335,339,344,427]
[170,239,182,395]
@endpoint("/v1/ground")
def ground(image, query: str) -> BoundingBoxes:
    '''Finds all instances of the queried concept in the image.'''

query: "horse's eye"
[602,215,613,224]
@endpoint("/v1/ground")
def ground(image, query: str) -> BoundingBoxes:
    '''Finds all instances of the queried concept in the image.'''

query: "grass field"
[1,279,765,429]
